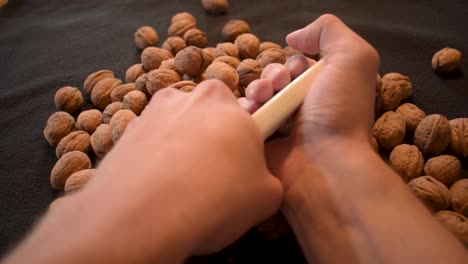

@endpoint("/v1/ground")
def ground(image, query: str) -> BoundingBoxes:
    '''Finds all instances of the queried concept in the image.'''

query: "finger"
[285,54,316,80]
[237,97,262,114]
[245,79,274,104]
[144,87,185,114]
[260,63,291,92]
[193,79,237,104]
[264,137,291,180]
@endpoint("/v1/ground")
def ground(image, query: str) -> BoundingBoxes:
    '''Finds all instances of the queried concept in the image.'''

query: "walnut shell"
[450,179,468,217]
[213,56,240,69]
[64,169,95,194]
[125,64,145,83]
[414,114,451,157]
[424,155,461,187]
[432,47,462,73]
[103,102,123,124]
[408,176,450,211]
[141,47,173,71]
[389,144,424,181]
[235,33,260,59]
[259,42,282,53]
[76,109,103,135]
[134,26,159,50]
[449,118,468,157]
[435,210,468,246]
[50,151,91,190]
[146,69,182,95]
[376,78,403,113]
[90,124,114,159]
[159,58,181,76]
[171,12,196,24]
[382,72,412,100]
[221,19,251,42]
[202,0,228,15]
[256,48,286,68]
[205,62,239,91]
[54,86,83,113]
[283,46,303,58]
[90,77,122,110]
[122,90,148,115]
[135,73,149,95]
[109,110,137,143]
[111,83,136,103]
[168,19,197,37]
[214,42,239,58]
[162,36,187,56]
[44,111,75,147]
[183,28,208,48]
[370,136,379,152]
[174,46,214,77]
[395,103,427,132]
[372,111,406,150]
[56,131,91,159]
[83,70,114,95]
[168,81,197,92]
[237,59,262,87]
[203,47,217,58]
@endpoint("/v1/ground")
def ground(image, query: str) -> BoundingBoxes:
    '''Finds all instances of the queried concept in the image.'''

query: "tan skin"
[3,14,467,264]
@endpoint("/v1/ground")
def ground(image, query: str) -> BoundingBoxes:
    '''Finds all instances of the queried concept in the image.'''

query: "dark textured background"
[0,0,467,262]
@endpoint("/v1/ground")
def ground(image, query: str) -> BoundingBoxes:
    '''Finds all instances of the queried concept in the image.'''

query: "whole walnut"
[90,77,122,110]
[449,118,468,157]
[259,41,282,53]
[83,70,114,95]
[221,19,251,42]
[135,73,149,95]
[171,12,197,24]
[54,86,83,113]
[168,19,197,37]
[162,37,187,56]
[50,151,91,190]
[122,90,148,115]
[205,62,239,91]
[76,109,103,134]
[408,176,450,211]
[414,114,451,157]
[283,46,303,58]
[125,64,145,83]
[111,83,136,103]
[55,131,91,159]
[168,80,198,92]
[134,26,159,50]
[141,47,173,70]
[214,42,239,58]
[235,33,260,59]
[389,144,424,181]
[424,155,461,187]
[90,124,114,159]
[213,56,240,69]
[64,169,95,194]
[146,69,182,95]
[103,102,123,124]
[450,179,468,217]
[203,47,217,58]
[159,58,182,76]
[202,0,228,15]
[382,72,412,100]
[44,111,75,147]
[237,59,262,87]
[109,110,137,143]
[376,78,403,113]
[256,48,286,68]
[435,210,468,246]
[174,46,214,77]
[432,47,462,73]
[183,28,208,48]
[372,111,406,150]
[395,103,427,132]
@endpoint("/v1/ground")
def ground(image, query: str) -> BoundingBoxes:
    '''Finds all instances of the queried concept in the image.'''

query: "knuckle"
[318,14,341,25]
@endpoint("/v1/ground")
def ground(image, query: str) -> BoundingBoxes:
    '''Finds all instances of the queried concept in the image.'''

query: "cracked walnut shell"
[424,155,461,187]
[50,151,91,190]
[55,131,91,159]
[372,111,406,150]
[54,86,83,113]
[432,47,462,73]
[408,176,450,211]
[449,118,468,157]
[414,114,451,157]
[389,144,424,181]
[44,111,75,147]
[450,179,468,217]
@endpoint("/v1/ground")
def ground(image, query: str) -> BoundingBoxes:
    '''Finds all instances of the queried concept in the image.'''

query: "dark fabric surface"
[0,0,467,262]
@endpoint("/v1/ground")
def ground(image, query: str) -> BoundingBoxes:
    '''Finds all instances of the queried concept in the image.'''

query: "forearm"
[282,140,467,263]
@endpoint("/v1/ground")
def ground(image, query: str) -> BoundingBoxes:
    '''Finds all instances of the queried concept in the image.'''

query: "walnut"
[103,102,123,124]
[141,47,173,70]
[389,144,424,181]
[395,103,427,132]
[372,111,406,150]
[235,33,260,59]
[76,109,103,134]
[134,26,159,50]
[55,131,91,159]
[44,111,75,147]
[122,90,148,115]
[183,28,208,48]
[381,73,412,100]
[109,110,137,143]
[146,69,182,95]
[171,12,197,24]
[90,124,114,159]
[449,118,468,158]
[174,46,214,77]
[90,77,122,110]
[435,211,468,246]
[414,114,451,157]
[283,46,303,58]
[408,176,450,211]
[205,62,239,91]
[54,86,83,113]
[424,155,461,187]
[376,77,403,113]
[111,83,136,103]
[125,64,145,83]
[50,151,91,190]
[213,56,240,69]
[432,47,462,73]
[450,179,468,217]
[214,42,239,58]
[256,48,286,68]
[221,19,251,42]
[237,59,262,87]
[168,81,198,92]
[64,169,95,194]
[371,136,379,152]
[135,73,149,95]
[162,36,187,56]
[202,0,228,15]
[168,19,197,37]
[203,47,217,58]
[83,70,114,95]
[259,41,282,53]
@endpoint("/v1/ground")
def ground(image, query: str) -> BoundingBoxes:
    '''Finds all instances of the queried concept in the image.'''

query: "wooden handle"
[252,59,325,140]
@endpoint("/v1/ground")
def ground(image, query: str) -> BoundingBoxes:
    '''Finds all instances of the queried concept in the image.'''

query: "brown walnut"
[213,56,240,69]
[256,48,286,68]
[146,69,182,95]
[382,72,412,100]
[44,111,75,147]
[171,12,197,24]
[376,78,403,113]
[221,20,251,42]
[125,64,145,83]
[141,47,173,71]
[168,19,197,37]
[109,110,137,143]
[134,26,159,50]
[54,86,83,113]
[235,33,260,59]
[50,151,91,190]
[237,59,262,87]
[183,28,208,48]
[90,124,114,159]
[202,0,228,15]
[214,42,239,58]
[432,47,462,73]
[414,114,451,157]
[76,109,103,134]
[259,42,282,53]
[283,46,303,58]
[103,102,123,124]
[83,70,114,95]
[135,73,149,95]
[90,77,122,110]
[168,81,198,92]
[162,37,187,56]
[205,62,239,91]
[389,144,424,181]
[372,111,406,150]
[55,131,90,159]
[450,179,468,217]
[122,90,148,115]
[111,83,136,103]
[435,210,468,246]
[174,46,214,77]
[423,155,461,187]
[395,103,427,132]
[449,118,468,157]
[408,176,450,211]
[64,169,95,194]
